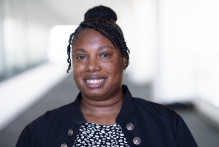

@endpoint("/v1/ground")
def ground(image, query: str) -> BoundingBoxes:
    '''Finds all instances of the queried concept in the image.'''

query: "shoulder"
[28,102,73,131]
[128,98,197,146]
[16,103,74,146]
[131,97,180,124]
[129,97,182,137]
[43,102,73,119]
[133,97,177,113]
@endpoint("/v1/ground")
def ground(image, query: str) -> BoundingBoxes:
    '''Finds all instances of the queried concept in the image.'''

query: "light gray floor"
[0,75,219,147]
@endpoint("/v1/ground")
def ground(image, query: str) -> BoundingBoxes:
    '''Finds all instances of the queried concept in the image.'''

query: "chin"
[83,88,105,96]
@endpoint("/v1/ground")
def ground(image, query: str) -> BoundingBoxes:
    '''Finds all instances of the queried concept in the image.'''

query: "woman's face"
[72,29,127,100]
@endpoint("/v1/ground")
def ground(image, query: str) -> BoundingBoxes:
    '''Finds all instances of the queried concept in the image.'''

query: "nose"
[86,57,101,72]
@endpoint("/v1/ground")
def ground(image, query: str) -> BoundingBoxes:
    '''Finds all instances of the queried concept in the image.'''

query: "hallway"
[0,75,219,147]
[1,1,219,146]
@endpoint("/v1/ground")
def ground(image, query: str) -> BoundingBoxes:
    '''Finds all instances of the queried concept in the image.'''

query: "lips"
[84,76,106,88]
[87,79,104,84]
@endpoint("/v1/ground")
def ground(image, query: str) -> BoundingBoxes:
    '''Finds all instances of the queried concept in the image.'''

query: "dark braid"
[66,5,130,73]
[66,33,74,73]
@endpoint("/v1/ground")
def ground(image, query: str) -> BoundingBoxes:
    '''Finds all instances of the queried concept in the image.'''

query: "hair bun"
[84,5,117,22]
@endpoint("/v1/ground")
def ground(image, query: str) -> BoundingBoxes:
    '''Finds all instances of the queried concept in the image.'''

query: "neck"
[80,89,124,125]
[81,92,123,115]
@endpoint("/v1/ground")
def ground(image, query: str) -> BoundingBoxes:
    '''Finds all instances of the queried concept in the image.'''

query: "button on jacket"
[16,85,198,147]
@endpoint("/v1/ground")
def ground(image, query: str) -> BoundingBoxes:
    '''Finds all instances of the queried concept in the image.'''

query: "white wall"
[0,0,66,79]
[1,0,219,129]
[122,0,157,85]
[154,0,219,105]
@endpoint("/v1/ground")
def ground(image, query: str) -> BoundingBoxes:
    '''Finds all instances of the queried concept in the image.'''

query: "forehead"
[72,29,114,48]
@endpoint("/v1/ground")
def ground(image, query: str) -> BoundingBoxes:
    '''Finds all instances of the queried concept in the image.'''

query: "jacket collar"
[116,85,134,123]
[70,92,85,125]
[69,85,134,125]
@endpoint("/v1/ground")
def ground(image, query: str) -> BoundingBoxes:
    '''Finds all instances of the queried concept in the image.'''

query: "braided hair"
[66,5,130,73]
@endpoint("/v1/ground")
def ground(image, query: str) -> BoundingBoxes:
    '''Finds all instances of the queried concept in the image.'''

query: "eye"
[76,55,86,59]
[100,52,111,58]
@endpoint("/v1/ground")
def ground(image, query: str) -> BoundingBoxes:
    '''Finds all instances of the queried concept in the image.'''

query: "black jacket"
[16,85,198,147]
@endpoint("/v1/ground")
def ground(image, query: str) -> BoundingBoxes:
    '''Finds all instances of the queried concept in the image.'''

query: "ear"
[122,57,128,69]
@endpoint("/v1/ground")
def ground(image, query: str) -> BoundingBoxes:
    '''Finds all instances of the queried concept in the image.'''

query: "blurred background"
[0,0,219,146]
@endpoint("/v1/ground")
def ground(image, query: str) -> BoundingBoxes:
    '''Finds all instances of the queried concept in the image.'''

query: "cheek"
[104,58,124,73]
[73,62,84,78]
[73,59,83,70]
[73,63,80,70]
[111,57,124,68]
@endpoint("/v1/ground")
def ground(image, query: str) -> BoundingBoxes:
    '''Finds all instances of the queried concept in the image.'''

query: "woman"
[16,5,198,147]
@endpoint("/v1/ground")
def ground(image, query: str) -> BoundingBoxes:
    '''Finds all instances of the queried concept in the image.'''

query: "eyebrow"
[73,46,115,53]
[98,45,115,51]
[73,48,86,53]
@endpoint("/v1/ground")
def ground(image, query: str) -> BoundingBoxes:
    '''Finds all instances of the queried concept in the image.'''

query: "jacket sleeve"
[16,126,31,147]
[176,115,198,147]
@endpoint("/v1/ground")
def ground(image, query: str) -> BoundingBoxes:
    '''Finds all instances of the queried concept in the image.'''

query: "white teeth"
[87,79,104,84]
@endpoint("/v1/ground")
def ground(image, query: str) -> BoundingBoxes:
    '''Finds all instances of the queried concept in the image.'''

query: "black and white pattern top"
[73,122,129,147]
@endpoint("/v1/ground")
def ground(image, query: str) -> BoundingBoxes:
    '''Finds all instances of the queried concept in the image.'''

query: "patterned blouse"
[73,122,129,147]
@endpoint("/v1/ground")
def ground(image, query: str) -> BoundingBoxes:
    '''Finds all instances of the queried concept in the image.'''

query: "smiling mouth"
[87,79,104,84]
[84,78,106,88]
